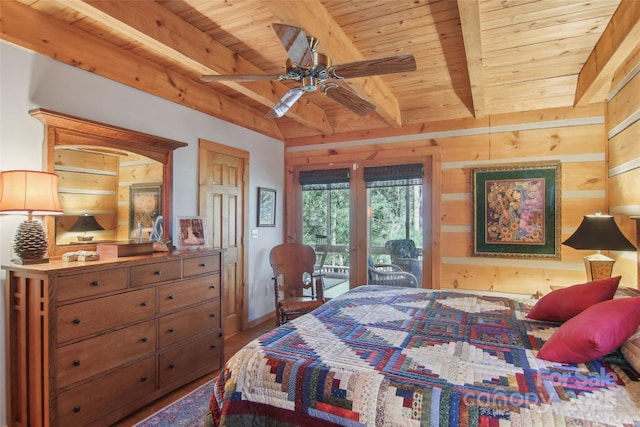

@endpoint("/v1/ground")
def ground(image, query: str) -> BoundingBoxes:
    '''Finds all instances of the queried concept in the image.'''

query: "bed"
[207,285,640,426]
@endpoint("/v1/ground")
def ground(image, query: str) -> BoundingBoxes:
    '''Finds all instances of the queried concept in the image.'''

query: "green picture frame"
[472,162,561,259]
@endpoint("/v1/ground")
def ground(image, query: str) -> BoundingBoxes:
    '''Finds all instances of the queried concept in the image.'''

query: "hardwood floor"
[113,318,275,426]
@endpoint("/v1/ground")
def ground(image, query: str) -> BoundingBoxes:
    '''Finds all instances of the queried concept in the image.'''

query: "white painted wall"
[0,40,284,426]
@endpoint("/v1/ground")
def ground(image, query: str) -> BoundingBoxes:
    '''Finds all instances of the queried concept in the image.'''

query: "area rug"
[134,379,215,427]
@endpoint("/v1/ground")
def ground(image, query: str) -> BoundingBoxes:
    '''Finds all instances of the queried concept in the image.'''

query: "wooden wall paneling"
[562,162,607,192]
[608,170,640,208]
[606,52,639,288]
[488,104,605,127]
[55,148,119,171]
[437,134,491,162]
[441,168,470,194]
[440,263,587,295]
[488,124,606,159]
[440,231,471,257]
[609,120,640,169]
[441,200,472,226]
[57,170,118,192]
[607,71,640,131]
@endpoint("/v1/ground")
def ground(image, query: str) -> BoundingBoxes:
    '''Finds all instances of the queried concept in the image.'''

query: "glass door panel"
[365,164,424,286]
[301,170,351,298]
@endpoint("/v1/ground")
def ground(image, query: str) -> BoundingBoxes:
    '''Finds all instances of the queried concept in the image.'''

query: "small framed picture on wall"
[257,187,276,227]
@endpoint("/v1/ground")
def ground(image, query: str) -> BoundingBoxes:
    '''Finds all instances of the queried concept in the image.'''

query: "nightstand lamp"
[70,213,104,241]
[562,212,636,280]
[0,170,63,264]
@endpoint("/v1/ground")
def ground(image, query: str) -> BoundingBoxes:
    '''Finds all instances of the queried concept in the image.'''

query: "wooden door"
[199,140,248,337]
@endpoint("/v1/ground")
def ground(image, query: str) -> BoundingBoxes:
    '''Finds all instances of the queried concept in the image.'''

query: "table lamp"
[562,212,636,280]
[0,170,64,264]
[70,214,104,241]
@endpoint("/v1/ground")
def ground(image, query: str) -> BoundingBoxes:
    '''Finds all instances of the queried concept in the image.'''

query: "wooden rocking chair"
[270,243,325,326]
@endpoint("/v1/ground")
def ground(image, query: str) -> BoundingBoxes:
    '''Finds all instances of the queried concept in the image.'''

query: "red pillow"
[537,297,640,363]
[527,276,621,322]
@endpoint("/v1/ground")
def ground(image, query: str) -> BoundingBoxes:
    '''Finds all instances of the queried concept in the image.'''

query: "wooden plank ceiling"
[2,0,636,146]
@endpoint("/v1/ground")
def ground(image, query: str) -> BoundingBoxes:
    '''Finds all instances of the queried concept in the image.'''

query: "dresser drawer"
[183,253,221,277]
[57,268,128,301]
[57,320,156,389]
[158,300,221,349]
[158,275,221,314]
[130,259,181,287]
[57,288,156,343]
[158,331,222,388]
[57,356,156,427]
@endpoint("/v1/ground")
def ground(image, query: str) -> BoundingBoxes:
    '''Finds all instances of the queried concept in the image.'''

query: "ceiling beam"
[0,1,283,140]
[457,0,485,118]
[574,0,640,107]
[68,0,332,135]
[262,0,405,128]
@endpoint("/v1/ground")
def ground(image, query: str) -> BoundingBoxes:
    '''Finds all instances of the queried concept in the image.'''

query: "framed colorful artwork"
[472,162,561,259]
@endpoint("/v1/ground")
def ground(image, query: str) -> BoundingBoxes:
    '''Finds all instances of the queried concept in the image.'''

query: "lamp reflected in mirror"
[562,212,636,280]
[69,214,104,242]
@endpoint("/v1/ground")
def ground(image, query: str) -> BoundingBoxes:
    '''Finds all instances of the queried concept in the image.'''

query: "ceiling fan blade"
[200,74,282,82]
[328,54,417,79]
[322,84,376,116]
[272,23,314,68]
[265,88,305,118]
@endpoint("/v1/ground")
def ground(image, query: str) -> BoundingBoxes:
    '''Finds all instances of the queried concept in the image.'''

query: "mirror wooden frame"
[30,108,187,258]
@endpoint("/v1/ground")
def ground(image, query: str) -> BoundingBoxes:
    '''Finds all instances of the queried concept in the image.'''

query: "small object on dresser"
[97,241,154,258]
[62,250,100,262]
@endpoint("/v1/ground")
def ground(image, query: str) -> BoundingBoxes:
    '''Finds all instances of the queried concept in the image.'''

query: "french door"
[295,158,433,290]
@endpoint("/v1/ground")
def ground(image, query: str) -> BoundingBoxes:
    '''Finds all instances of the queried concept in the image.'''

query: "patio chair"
[367,256,418,288]
[270,243,325,326]
[314,234,330,274]
[384,239,422,285]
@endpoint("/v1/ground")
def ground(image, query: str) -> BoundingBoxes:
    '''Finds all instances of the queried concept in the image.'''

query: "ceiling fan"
[200,24,417,119]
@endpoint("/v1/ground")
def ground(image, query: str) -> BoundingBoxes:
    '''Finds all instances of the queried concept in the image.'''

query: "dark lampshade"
[70,214,104,232]
[562,214,636,251]
[562,213,636,281]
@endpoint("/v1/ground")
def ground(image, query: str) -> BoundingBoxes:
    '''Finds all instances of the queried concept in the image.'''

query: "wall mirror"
[31,109,187,258]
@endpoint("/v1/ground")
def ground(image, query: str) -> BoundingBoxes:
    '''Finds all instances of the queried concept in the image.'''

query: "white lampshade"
[0,170,63,264]
[0,170,63,216]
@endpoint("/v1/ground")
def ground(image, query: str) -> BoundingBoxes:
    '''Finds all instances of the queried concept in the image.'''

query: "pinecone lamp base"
[13,220,49,265]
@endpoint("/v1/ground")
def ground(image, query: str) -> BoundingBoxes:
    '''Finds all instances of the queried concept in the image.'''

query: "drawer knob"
[169,363,175,369]
[210,313,216,318]
[73,406,81,413]
[210,344,217,349]
[168,295,174,300]
[73,360,81,367]
[72,318,81,325]
[168,328,174,333]
[141,376,148,382]
[209,285,216,289]
[91,281,100,287]
[200,263,207,267]
[154,271,162,275]
[219,332,224,338]
[141,337,148,342]
[141,301,148,307]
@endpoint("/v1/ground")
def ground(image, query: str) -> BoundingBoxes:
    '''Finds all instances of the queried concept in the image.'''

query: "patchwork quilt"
[208,286,640,426]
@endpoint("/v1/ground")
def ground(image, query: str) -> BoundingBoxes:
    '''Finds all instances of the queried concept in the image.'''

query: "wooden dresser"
[3,249,224,427]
